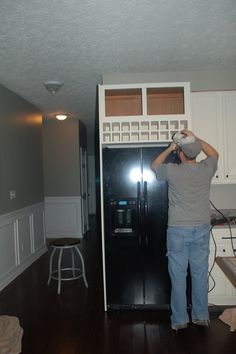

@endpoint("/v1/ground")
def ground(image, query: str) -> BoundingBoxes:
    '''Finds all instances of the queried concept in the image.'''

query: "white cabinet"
[99,82,191,145]
[191,91,236,184]
[208,228,236,305]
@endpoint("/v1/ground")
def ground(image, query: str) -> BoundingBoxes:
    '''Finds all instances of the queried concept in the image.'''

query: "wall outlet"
[9,190,16,200]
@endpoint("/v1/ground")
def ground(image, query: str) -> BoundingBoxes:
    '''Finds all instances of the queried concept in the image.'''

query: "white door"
[80,147,89,234]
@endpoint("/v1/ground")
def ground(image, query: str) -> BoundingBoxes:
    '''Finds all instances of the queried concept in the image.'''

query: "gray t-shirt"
[154,156,217,226]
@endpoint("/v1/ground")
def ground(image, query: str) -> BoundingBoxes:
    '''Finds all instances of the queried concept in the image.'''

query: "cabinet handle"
[226,175,228,178]
[216,175,218,178]
[223,249,226,253]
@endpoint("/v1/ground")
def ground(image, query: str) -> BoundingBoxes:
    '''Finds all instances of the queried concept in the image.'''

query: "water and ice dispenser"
[108,198,137,235]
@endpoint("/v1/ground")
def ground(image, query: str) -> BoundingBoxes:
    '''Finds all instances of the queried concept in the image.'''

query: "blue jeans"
[167,224,210,326]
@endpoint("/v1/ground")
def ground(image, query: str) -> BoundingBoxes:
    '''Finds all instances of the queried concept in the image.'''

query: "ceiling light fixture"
[44,80,63,94]
[56,114,67,121]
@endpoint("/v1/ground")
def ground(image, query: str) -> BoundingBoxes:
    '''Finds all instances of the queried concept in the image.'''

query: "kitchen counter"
[211,209,236,226]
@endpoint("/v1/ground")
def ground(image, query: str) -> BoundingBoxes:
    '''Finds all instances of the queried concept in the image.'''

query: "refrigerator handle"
[137,181,141,245]
[144,181,148,245]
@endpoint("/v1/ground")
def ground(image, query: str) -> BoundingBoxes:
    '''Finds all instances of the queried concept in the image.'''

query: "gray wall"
[102,70,236,90]
[42,118,85,196]
[210,185,236,209]
[0,84,44,214]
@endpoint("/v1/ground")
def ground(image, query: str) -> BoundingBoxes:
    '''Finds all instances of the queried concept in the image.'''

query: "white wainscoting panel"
[0,221,17,280]
[0,203,46,291]
[44,197,83,238]
[17,215,32,263]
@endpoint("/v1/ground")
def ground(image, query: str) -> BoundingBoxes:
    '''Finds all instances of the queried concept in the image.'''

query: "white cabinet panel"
[208,228,236,305]
[17,215,32,263]
[222,92,236,183]
[33,208,45,251]
[0,203,46,291]
[191,92,222,183]
[191,91,236,184]
[0,222,16,279]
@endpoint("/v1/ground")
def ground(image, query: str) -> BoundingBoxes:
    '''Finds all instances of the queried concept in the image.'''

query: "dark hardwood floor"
[0,215,235,354]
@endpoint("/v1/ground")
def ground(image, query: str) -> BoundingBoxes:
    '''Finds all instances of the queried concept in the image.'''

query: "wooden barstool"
[47,238,88,294]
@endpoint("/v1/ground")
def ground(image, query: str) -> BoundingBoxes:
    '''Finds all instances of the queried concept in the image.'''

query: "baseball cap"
[180,140,202,158]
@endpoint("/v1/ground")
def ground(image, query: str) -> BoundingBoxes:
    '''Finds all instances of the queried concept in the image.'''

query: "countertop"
[211,209,236,226]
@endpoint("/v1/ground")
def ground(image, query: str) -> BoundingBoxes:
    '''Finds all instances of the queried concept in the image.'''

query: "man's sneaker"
[171,323,188,332]
[192,319,209,327]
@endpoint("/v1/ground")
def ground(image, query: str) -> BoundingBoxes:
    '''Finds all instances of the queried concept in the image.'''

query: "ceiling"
[0,1,236,154]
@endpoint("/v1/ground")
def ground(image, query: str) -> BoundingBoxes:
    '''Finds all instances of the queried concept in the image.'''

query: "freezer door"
[142,147,178,306]
[103,148,144,308]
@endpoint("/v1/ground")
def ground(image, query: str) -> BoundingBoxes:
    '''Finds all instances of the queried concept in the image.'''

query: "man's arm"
[198,139,219,159]
[181,129,219,160]
[150,142,176,172]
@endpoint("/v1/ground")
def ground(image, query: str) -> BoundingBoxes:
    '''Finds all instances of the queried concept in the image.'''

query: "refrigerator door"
[102,146,179,309]
[142,147,179,306]
[103,148,144,308]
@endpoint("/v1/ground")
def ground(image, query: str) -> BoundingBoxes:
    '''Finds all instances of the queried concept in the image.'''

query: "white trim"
[0,247,46,292]
[99,144,107,311]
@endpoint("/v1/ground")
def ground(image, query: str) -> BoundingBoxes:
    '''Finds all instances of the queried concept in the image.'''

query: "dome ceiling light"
[44,80,63,94]
[56,114,68,121]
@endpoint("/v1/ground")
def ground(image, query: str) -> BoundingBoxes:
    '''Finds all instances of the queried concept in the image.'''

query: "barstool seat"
[47,237,88,294]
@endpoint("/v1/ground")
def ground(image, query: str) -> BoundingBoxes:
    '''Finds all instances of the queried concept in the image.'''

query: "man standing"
[151,129,218,332]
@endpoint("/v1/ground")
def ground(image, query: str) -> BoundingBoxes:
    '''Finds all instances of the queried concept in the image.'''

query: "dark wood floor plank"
[0,216,235,354]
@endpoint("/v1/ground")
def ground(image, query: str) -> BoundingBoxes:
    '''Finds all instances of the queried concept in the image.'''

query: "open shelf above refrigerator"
[99,82,191,146]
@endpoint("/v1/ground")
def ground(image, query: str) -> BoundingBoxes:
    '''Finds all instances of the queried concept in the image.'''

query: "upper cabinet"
[191,91,236,184]
[99,82,191,145]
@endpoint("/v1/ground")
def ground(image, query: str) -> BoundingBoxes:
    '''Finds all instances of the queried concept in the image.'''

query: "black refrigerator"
[102,146,178,310]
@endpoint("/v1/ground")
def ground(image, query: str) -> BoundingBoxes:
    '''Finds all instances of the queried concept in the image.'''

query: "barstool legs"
[71,248,75,278]
[47,247,56,285]
[47,242,88,294]
[75,246,88,288]
[57,248,63,294]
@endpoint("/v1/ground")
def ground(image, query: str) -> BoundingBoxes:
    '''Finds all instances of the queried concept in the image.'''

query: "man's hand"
[169,141,178,152]
[181,129,196,138]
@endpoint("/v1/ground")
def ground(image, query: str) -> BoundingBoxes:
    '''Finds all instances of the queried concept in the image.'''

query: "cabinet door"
[222,92,236,183]
[103,148,144,308]
[208,230,236,305]
[208,245,228,298]
[191,92,222,183]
